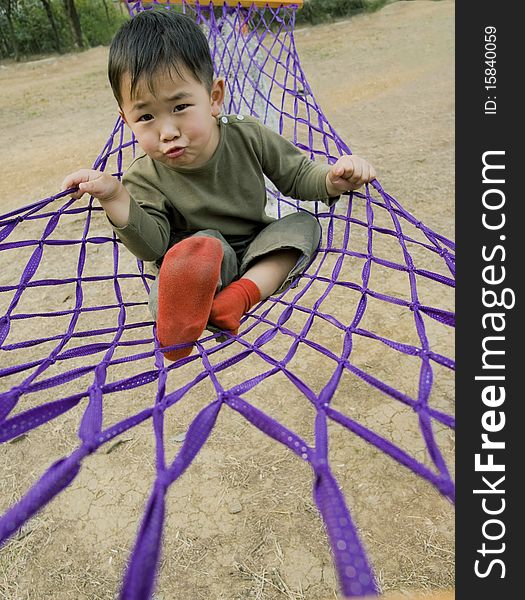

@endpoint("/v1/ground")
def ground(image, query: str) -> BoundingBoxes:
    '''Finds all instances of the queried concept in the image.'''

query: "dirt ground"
[0,2,455,599]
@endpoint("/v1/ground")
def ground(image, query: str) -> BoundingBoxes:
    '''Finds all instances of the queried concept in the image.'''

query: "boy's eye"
[138,114,154,122]
[174,104,190,113]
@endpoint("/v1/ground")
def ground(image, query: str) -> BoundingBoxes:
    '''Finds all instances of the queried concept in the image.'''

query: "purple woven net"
[0,1,455,598]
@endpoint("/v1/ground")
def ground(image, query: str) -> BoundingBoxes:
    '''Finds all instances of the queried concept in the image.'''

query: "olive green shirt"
[114,114,339,262]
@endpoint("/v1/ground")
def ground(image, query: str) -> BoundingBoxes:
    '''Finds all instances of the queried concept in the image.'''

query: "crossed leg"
[208,248,301,333]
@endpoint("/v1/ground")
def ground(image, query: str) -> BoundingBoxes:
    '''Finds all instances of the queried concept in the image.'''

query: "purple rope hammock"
[0,1,455,598]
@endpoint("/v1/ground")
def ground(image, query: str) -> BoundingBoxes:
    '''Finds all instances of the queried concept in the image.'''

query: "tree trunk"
[0,0,20,61]
[101,0,110,24]
[63,0,84,49]
[39,0,62,54]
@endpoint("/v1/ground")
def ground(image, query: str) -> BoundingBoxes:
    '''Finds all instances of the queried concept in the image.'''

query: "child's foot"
[157,236,223,361]
[208,278,261,334]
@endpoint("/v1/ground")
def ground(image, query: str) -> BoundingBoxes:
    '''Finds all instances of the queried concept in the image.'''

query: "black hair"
[108,10,214,106]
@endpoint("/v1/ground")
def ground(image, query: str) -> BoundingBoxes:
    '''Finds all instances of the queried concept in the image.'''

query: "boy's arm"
[61,168,171,261]
[257,122,375,203]
[61,169,131,227]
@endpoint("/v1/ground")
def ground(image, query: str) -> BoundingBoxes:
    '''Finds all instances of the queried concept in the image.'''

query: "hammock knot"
[1,386,22,420]
[312,456,329,473]
[219,391,239,408]
[156,470,171,490]
[413,349,428,362]
[436,478,455,498]
[83,439,98,455]
[412,402,426,415]
[0,314,11,345]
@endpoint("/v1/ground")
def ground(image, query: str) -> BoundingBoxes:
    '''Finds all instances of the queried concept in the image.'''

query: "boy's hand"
[61,169,123,202]
[326,155,377,196]
[61,169,131,228]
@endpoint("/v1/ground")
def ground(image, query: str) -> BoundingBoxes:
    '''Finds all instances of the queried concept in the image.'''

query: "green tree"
[296,0,390,25]
[62,0,84,48]
[39,0,62,53]
[100,0,110,24]
[0,0,20,60]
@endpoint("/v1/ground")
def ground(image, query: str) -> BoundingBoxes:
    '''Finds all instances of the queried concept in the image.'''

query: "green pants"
[148,211,321,320]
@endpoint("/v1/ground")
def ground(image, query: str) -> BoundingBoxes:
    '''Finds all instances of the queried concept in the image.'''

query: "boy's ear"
[210,77,225,117]
[119,109,128,126]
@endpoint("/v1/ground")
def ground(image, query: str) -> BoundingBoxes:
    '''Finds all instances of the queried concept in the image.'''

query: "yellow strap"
[121,1,303,8]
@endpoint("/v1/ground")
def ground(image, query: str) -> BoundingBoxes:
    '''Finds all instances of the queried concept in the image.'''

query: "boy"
[62,11,376,361]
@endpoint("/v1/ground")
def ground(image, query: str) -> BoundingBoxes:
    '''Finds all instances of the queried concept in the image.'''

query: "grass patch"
[296,0,415,26]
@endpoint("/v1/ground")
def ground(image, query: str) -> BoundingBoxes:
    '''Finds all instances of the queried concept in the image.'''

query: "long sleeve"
[257,122,341,206]
[110,158,175,262]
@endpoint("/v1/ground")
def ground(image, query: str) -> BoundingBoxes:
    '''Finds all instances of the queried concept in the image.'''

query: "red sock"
[208,278,261,334]
[157,236,223,361]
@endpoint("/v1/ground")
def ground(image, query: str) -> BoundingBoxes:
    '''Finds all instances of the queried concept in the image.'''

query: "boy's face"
[119,68,224,169]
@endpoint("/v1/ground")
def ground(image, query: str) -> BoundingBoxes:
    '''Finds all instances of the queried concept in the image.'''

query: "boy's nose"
[160,121,180,142]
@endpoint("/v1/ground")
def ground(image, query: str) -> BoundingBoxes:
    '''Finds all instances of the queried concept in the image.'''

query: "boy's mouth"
[165,146,185,159]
